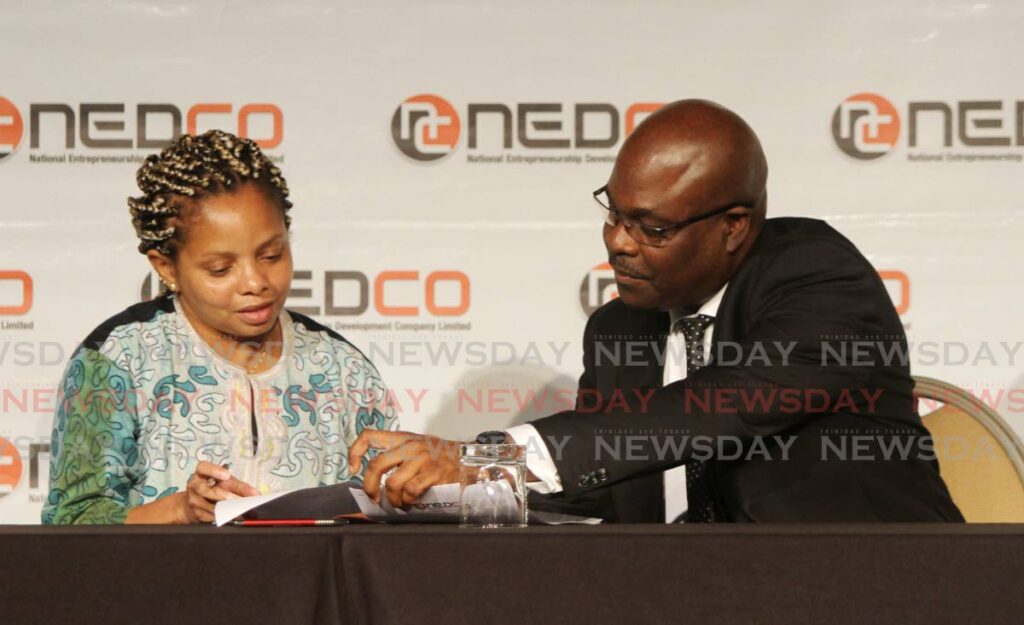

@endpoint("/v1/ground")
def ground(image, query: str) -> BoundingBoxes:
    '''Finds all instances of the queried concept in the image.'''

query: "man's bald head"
[615,99,767,224]
[602,99,768,313]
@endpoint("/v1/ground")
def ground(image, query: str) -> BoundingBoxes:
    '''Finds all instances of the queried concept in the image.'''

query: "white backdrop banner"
[0,0,1021,522]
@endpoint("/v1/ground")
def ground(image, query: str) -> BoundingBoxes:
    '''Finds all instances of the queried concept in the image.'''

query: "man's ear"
[146,250,178,291]
[723,207,753,254]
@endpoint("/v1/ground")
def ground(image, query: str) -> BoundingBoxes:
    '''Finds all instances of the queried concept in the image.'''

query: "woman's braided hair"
[128,130,292,256]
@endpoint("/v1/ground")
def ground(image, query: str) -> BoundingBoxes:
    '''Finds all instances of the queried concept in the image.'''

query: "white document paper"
[350,482,461,521]
[214,491,294,526]
[213,481,462,526]
[215,480,602,526]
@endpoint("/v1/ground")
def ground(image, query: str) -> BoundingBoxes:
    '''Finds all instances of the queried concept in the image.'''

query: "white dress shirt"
[507,284,728,523]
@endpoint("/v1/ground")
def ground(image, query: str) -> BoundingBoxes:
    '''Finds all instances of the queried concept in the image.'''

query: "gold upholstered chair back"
[915,376,1024,522]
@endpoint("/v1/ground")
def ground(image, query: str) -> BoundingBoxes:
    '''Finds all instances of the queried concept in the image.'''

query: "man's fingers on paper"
[385,455,430,508]
[364,443,422,502]
[346,431,374,472]
[357,435,461,502]
[362,450,399,501]
[401,470,442,506]
[348,430,419,473]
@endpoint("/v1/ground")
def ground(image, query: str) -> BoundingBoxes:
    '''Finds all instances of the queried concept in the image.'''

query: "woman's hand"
[126,462,260,524]
[182,461,261,523]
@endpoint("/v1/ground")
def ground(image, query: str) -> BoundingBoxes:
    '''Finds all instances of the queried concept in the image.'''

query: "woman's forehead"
[177,186,288,252]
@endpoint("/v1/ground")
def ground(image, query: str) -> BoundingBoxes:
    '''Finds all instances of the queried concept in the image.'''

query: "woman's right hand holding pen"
[126,461,260,524]
[182,461,260,523]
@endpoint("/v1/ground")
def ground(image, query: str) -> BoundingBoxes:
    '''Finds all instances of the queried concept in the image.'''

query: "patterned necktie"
[675,313,717,523]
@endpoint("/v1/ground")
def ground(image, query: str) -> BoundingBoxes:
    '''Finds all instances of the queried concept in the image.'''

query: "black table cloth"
[2,524,1021,625]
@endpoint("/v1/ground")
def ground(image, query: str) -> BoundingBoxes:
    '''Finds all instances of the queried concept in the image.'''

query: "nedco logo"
[391,94,461,161]
[0,97,24,161]
[833,92,1024,163]
[0,437,23,497]
[579,263,618,316]
[832,93,900,160]
[392,94,661,165]
[0,97,283,165]
[0,271,32,316]
[0,270,34,331]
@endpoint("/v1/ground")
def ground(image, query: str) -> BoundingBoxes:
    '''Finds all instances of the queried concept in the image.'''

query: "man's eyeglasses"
[593,184,741,248]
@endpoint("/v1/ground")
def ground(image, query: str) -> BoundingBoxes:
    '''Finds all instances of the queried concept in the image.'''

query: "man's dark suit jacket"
[530,217,963,522]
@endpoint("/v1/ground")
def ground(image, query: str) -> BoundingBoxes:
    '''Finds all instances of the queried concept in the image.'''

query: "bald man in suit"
[350,99,963,523]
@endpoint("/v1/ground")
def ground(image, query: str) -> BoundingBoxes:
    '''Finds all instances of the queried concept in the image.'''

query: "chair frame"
[914,376,1024,486]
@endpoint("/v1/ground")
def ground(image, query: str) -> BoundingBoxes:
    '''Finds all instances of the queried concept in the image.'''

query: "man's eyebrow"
[607,192,651,218]
[611,194,694,225]
[616,204,671,225]
[621,206,655,219]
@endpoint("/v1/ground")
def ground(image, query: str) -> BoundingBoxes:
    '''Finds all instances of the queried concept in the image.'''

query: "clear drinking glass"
[458,443,528,528]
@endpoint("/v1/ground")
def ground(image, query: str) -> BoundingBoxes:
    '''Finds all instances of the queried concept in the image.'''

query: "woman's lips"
[237,302,274,325]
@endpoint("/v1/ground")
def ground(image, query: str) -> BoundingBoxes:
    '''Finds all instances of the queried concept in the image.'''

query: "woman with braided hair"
[43,130,398,524]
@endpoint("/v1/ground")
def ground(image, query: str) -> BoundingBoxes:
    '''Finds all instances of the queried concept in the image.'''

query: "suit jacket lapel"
[615,308,670,392]
[606,307,670,522]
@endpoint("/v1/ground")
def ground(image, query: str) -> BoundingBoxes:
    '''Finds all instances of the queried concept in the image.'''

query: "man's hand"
[347,430,462,508]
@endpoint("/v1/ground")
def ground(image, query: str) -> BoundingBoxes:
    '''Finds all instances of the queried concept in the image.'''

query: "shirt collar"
[668,282,728,327]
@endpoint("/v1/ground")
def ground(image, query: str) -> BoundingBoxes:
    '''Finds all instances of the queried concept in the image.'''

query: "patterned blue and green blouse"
[42,294,398,524]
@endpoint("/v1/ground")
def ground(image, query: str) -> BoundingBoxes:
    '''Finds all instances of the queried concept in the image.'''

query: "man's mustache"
[609,258,651,280]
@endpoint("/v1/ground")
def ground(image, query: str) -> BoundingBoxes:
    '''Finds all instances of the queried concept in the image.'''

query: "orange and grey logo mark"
[391,94,461,161]
[579,263,618,316]
[832,93,900,160]
[0,271,32,315]
[625,103,662,135]
[878,270,910,315]
[0,97,24,161]
[0,437,23,497]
